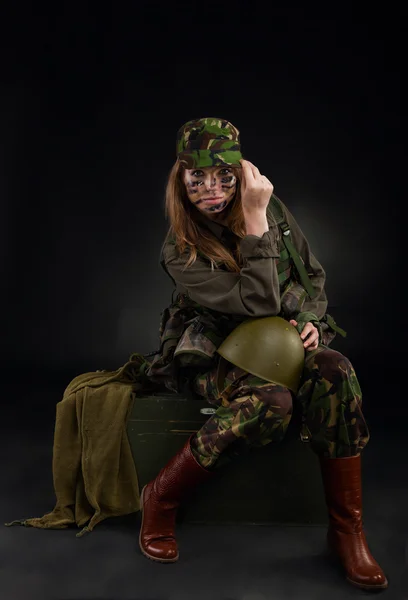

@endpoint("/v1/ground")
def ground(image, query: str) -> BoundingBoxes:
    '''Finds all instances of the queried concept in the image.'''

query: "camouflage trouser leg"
[190,362,294,470]
[190,344,370,470]
[296,345,370,459]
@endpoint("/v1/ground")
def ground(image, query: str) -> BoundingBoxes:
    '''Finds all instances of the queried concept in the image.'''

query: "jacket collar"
[195,209,228,241]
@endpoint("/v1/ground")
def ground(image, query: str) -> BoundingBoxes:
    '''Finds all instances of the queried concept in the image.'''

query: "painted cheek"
[186,180,208,205]
[221,177,237,199]
[186,180,200,197]
[221,175,236,185]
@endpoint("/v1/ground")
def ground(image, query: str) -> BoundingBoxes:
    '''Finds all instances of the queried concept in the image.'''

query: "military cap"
[176,117,242,169]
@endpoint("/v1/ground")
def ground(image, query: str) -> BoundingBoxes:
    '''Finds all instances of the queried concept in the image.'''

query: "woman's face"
[182,166,238,218]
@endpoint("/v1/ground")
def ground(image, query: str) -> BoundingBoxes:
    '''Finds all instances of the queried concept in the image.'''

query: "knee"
[252,384,293,418]
[314,349,352,384]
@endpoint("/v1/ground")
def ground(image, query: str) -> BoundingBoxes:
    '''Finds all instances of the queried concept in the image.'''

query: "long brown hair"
[162,160,277,273]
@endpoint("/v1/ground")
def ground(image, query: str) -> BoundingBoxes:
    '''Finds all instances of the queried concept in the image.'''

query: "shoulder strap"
[269,194,317,300]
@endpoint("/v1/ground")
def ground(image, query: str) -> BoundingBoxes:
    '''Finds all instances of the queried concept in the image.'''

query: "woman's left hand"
[289,319,319,351]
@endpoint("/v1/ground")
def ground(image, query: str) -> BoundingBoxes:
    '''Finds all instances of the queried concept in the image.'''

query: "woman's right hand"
[240,159,274,214]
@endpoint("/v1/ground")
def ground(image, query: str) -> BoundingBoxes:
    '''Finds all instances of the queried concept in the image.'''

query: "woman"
[140,117,388,591]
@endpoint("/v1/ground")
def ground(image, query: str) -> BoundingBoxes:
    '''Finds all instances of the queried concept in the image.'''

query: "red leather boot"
[139,434,213,562]
[319,454,388,590]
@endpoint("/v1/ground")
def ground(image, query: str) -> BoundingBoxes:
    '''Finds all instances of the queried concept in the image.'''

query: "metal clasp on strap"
[200,408,216,415]
[300,422,311,442]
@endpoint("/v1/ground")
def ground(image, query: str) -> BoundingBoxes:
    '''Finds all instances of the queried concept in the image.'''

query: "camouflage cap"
[176,117,242,169]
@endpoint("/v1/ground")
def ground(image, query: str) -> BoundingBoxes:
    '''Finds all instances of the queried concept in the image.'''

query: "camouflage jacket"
[145,195,346,393]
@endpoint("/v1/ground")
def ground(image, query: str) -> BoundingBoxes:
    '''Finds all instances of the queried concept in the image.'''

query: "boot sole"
[139,485,179,563]
[346,576,388,591]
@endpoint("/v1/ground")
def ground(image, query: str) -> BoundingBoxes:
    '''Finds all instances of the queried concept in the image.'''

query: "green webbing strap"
[270,196,347,339]
[280,222,317,300]
[324,313,347,338]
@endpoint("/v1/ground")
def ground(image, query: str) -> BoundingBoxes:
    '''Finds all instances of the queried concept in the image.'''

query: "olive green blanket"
[5,354,151,537]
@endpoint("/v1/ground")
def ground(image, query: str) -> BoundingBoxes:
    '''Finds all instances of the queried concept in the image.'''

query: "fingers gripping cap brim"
[178,149,243,169]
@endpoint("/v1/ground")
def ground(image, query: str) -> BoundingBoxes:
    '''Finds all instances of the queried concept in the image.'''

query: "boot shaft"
[319,455,363,533]
[152,434,213,503]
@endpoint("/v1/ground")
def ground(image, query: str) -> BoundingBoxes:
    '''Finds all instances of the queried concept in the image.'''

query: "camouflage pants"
[190,345,370,470]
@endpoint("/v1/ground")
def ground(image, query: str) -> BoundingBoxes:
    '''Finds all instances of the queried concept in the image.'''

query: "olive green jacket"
[162,196,328,319]
[145,196,346,394]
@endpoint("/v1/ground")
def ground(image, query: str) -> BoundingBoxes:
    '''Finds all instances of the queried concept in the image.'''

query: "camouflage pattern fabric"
[279,280,309,320]
[145,293,247,392]
[190,346,369,470]
[176,117,243,169]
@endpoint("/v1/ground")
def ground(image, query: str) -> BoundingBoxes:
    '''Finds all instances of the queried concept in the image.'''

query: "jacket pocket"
[174,316,224,369]
[280,280,308,319]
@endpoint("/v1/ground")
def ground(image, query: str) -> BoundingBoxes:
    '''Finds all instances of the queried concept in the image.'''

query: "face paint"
[183,167,238,219]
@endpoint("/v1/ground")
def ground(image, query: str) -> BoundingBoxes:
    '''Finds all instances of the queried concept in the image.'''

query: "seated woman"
[139,117,388,592]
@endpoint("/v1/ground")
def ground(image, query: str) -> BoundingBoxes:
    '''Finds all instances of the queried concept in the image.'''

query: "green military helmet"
[217,316,305,394]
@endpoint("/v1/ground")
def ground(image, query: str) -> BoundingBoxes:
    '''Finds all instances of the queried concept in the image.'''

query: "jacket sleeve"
[280,200,328,320]
[163,225,282,317]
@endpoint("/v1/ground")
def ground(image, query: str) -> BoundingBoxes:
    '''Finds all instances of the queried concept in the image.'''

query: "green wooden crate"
[126,392,328,525]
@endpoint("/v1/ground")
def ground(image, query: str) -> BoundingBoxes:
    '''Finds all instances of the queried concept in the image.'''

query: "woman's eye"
[220,168,231,175]
[192,170,203,177]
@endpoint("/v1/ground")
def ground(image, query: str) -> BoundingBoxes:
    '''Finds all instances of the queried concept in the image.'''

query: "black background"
[1,5,407,599]
[1,6,403,411]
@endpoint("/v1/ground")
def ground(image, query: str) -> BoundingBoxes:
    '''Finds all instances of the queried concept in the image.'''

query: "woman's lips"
[203,197,224,204]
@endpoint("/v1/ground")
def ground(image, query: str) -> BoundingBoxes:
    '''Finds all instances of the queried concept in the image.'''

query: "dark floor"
[0,363,407,600]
